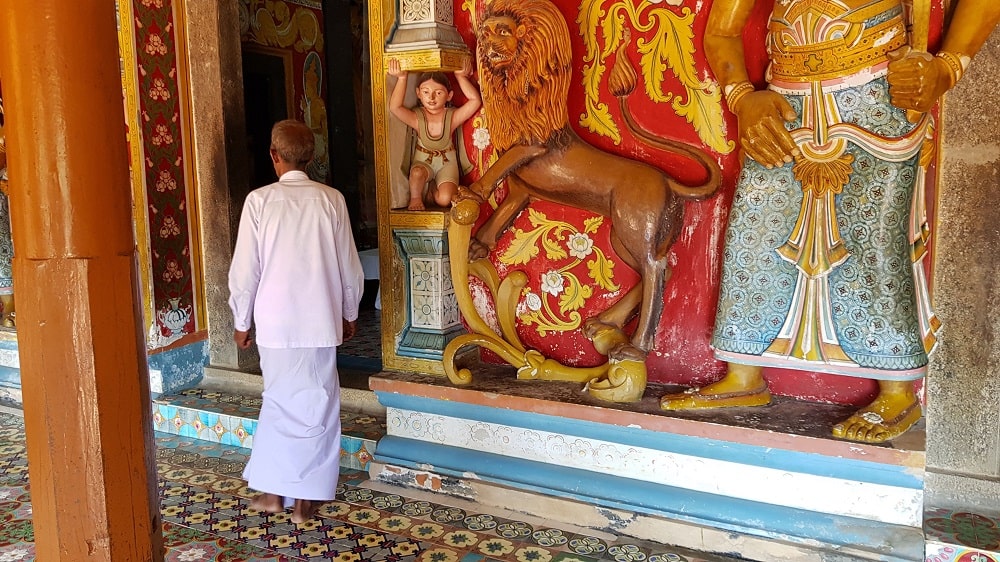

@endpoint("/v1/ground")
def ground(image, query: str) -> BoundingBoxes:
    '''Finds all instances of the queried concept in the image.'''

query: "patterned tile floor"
[0,410,742,561]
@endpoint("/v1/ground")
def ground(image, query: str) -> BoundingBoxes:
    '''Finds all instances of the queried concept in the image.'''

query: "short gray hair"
[270,119,315,165]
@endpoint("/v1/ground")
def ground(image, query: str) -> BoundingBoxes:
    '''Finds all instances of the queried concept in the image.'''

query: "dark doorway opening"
[235,0,381,390]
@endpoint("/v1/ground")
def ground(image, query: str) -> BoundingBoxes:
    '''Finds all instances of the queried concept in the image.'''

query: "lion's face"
[479,16,523,73]
[476,0,572,150]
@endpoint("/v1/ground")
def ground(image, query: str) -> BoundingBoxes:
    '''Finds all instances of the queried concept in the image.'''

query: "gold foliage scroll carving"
[577,0,734,154]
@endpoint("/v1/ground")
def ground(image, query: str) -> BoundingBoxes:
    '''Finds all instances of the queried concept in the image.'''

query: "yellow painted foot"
[659,383,771,410]
[585,359,646,403]
[832,396,922,443]
[582,319,629,356]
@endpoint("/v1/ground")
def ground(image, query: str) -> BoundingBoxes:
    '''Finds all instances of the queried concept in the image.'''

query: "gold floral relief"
[577,0,732,154]
[498,209,620,335]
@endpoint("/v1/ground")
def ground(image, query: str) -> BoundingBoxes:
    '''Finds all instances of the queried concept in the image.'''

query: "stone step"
[151,388,383,471]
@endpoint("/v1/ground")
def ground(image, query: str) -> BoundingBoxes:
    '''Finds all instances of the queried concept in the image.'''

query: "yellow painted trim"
[369,0,452,377]
[382,48,469,73]
[117,0,155,337]
[172,0,207,331]
[370,0,396,372]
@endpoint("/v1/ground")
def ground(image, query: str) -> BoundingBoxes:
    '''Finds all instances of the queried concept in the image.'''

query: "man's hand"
[343,319,357,342]
[234,329,253,350]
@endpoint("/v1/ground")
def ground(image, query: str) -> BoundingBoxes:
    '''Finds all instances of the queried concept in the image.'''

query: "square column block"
[392,227,463,360]
[385,0,469,72]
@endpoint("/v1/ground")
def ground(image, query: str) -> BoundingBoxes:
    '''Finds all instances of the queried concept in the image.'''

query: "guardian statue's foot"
[586,358,646,402]
[660,363,770,410]
[832,382,921,443]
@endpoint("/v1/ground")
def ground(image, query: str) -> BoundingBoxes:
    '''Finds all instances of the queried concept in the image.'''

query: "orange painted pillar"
[0,2,162,560]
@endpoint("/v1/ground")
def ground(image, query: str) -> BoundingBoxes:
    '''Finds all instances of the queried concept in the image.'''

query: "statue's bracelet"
[724,81,754,112]
[935,51,969,88]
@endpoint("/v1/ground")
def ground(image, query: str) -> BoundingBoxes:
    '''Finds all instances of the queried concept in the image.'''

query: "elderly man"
[228,119,364,523]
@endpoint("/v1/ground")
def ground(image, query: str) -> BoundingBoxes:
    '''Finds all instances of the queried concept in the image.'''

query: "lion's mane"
[478,0,573,152]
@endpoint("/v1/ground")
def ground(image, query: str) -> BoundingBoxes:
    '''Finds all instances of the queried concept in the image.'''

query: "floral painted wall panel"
[449,0,946,404]
[133,0,197,347]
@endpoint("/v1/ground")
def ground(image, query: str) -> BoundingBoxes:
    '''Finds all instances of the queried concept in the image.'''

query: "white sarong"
[244,346,342,502]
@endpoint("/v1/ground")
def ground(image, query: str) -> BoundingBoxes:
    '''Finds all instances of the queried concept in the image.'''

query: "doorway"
[232,0,381,388]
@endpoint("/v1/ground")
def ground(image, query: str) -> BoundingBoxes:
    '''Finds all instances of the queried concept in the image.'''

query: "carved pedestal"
[392,223,462,360]
[385,0,469,72]
[370,372,928,561]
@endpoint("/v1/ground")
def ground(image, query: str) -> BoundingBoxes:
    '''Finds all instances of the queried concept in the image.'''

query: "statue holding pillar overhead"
[661,0,1000,443]
[0,92,14,329]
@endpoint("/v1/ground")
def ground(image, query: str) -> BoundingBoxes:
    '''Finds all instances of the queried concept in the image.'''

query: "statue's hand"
[887,46,951,113]
[455,56,474,78]
[735,90,800,169]
[387,58,407,78]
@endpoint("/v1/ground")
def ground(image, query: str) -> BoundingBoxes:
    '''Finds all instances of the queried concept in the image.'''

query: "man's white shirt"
[228,170,364,348]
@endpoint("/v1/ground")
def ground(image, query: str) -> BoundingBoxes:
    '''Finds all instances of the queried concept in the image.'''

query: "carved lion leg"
[469,180,530,260]
[583,233,642,358]
[584,233,656,403]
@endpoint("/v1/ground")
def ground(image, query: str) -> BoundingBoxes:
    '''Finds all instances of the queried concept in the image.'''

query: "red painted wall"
[450,0,945,405]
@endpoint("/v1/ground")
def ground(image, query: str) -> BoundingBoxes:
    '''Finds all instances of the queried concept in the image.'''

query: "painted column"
[0,1,162,560]
[393,225,463,360]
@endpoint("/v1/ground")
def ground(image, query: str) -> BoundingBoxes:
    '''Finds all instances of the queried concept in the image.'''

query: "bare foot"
[407,197,426,211]
[291,499,317,524]
[659,363,771,410]
[832,380,921,443]
[250,492,283,514]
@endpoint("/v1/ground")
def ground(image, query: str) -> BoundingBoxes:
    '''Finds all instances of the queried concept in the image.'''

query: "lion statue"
[463,0,721,400]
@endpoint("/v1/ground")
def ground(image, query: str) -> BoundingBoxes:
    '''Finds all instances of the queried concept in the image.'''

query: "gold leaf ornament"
[577,0,733,154]
[587,250,620,292]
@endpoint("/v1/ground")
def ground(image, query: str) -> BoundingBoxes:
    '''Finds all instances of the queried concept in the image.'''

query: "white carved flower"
[540,270,565,297]
[567,232,594,259]
[472,127,491,150]
[524,292,542,311]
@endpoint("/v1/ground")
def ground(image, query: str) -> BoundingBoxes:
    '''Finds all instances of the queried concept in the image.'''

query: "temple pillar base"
[369,371,927,561]
[384,0,470,72]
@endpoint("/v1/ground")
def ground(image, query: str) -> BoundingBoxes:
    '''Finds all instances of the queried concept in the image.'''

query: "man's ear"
[269,148,280,164]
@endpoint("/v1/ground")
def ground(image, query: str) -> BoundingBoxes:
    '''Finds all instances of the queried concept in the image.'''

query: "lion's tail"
[608,36,721,200]
[617,96,722,201]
